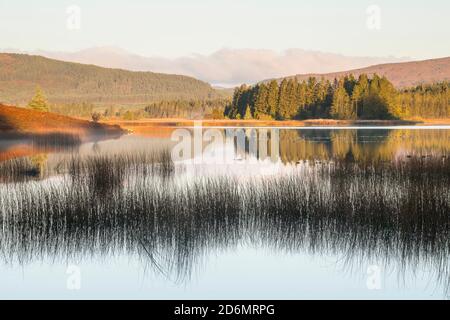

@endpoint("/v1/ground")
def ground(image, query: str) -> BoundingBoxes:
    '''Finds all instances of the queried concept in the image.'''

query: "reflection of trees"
[377,129,450,158]
[279,130,330,163]
[0,156,449,293]
[233,128,280,162]
[145,128,450,165]
[277,129,450,163]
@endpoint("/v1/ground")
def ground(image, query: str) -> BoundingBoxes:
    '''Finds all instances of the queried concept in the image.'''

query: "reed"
[0,157,40,182]
[0,154,448,288]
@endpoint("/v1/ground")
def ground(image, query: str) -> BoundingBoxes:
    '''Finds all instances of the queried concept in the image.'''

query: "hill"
[0,53,221,106]
[268,57,450,88]
[27,46,407,86]
[0,104,123,136]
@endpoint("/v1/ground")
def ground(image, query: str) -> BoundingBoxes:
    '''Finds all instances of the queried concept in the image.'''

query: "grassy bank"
[0,104,125,138]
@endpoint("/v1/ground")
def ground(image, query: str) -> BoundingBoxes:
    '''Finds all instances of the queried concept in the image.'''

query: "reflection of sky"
[1,127,450,299]
[10,127,450,169]
[0,247,445,299]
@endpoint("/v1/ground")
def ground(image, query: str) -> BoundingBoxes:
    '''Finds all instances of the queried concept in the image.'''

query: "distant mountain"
[268,57,450,88]
[0,53,221,106]
[14,46,408,86]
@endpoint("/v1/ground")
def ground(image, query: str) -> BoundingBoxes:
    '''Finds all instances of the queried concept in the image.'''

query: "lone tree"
[243,105,253,120]
[91,112,102,123]
[28,87,49,112]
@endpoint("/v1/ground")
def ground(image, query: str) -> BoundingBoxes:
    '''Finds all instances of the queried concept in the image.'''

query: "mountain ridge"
[264,57,450,88]
[4,47,409,86]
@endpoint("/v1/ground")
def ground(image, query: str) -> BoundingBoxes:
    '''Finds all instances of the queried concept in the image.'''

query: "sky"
[0,0,448,59]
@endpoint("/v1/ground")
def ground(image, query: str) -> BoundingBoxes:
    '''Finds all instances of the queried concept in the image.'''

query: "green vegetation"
[0,53,224,106]
[243,105,253,120]
[226,74,449,120]
[49,102,96,118]
[2,53,448,121]
[27,87,49,112]
[398,82,450,118]
[49,98,229,120]
[143,99,230,119]
[45,96,230,120]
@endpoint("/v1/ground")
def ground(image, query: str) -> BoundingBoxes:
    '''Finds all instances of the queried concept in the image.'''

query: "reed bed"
[0,157,38,181]
[64,149,175,194]
[0,154,448,287]
[0,148,174,184]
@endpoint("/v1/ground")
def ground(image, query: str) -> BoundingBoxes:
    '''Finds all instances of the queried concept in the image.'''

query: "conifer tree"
[331,81,353,119]
[243,105,253,120]
[351,84,362,119]
[379,76,401,118]
[253,83,269,119]
[236,84,250,117]
[296,82,308,118]
[226,75,448,121]
[277,79,290,120]
[266,80,279,118]
[286,79,299,119]
[28,86,49,112]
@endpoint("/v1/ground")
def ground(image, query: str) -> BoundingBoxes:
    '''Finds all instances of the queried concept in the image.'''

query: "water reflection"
[0,131,124,182]
[2,128,450,168]
[0,127,449,298]
[278,128,450,163]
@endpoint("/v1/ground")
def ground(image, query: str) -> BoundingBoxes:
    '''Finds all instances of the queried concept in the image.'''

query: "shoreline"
[105,118,450,128]
[0,104,125,140]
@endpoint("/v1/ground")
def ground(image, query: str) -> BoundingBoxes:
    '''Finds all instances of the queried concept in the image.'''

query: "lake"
[0,126,449,299]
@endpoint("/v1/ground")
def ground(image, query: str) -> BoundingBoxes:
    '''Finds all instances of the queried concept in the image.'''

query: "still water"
[0,127,449,299]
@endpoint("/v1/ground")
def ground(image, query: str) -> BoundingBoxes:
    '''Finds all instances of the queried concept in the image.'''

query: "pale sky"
[0,0,448,59]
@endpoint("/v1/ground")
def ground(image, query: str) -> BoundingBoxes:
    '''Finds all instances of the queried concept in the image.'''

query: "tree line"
[144,99,229,119]
[99,99,228,120]
[398,82,449,118]
[225,74,449,120]
[24,85,229,121]
[25,75,449,121]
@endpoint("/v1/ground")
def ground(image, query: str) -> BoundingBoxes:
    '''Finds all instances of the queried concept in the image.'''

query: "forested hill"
[267,57,450,89]
[0,53,222,106]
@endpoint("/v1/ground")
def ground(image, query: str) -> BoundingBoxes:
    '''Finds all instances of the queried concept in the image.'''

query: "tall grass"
[0,148,174,184]
[0,154,448,288]
[0,157,38,181]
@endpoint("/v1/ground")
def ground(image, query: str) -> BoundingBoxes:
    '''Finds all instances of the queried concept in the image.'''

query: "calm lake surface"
[0,126,449,299]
